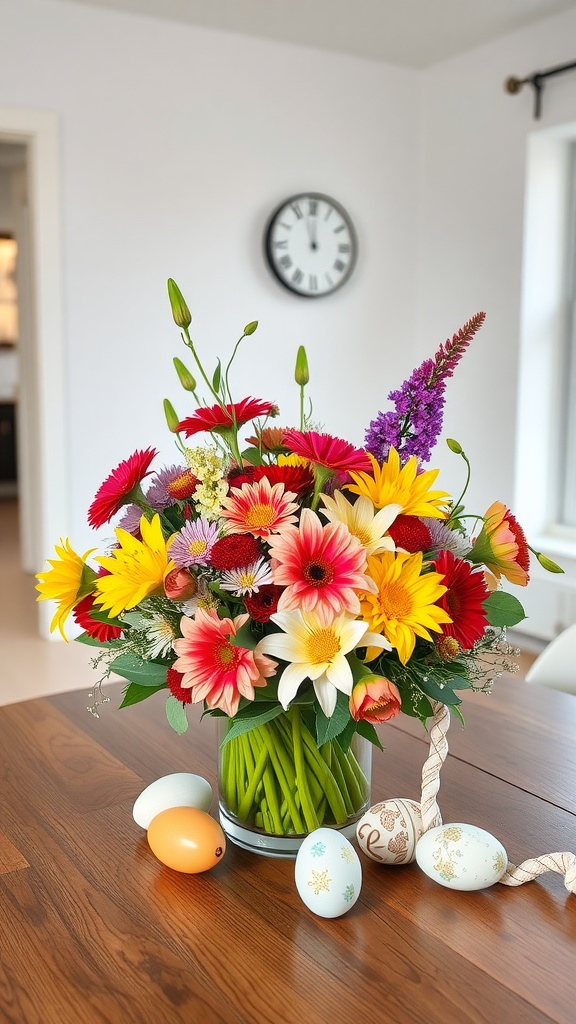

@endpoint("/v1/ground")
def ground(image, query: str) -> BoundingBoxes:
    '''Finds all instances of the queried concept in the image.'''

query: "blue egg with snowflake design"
[294,827,362,918]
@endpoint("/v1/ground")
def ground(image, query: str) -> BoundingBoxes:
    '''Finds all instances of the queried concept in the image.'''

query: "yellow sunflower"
[346,448,450,519]
[94,514,175,618]
[360,549,451,664]
[36,539,96,640]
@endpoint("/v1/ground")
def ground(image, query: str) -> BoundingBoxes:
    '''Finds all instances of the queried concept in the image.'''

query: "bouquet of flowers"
[36,282,561,842]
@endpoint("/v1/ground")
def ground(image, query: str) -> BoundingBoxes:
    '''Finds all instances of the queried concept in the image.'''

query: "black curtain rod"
[505,59,576,119]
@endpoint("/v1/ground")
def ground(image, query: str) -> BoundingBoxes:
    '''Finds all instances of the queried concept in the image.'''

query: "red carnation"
[244,584,284,623]
[166,666,192,704]
[87,447,157,528]
[388,515,432,553]
[177,398,277,438]
[210,534,262,571]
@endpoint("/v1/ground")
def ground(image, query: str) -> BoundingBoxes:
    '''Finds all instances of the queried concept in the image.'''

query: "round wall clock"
[264,192,358,298]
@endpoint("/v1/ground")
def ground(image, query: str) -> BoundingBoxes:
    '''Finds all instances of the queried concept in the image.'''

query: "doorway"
[0,108,67,639]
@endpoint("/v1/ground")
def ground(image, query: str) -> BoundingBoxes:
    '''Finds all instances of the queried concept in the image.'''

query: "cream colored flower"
[319,490,401,556]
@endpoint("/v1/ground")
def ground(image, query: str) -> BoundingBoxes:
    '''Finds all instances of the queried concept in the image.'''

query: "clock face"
[264,192,357,297]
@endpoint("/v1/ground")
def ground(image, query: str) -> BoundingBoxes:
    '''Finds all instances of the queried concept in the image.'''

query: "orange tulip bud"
[164,567,197,603]
[349,675,401,724]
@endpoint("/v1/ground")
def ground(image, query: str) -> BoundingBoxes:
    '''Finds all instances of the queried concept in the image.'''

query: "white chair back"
[524,624,576,694]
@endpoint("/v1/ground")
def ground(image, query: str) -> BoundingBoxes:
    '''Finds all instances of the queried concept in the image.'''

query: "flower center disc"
[378,581,412,620]
[303,559,335,588]
[307,627,341,665]
[214,637,241,670]
[188,539,208,556]
[244,503,276,529]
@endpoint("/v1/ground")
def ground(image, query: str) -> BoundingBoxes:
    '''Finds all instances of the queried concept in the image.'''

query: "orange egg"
[147,806,226,873]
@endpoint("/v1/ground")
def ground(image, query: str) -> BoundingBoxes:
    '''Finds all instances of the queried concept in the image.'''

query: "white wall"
[417,7,576,638]
[2,0,576,640]
[0,0,421,559]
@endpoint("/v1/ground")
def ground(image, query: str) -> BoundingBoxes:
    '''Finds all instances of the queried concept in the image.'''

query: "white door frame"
[0,107,67,639]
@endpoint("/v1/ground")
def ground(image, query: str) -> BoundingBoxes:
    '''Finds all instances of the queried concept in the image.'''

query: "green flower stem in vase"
[218,706,372,857]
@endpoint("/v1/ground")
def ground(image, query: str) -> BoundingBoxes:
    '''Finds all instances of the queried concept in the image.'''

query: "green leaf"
[166,694,189,734]
[315,690,352,746]
[229,621,258,650]
[74,631,111,649]
[221,704,285,745]
[241,446,265,467]
[483,590,526,627]
[415,673,462,707]
[356,720,384,751]
[212,359,222,393]
[87,609,125,628]
[109,653,168,687]
[118,682,166,708]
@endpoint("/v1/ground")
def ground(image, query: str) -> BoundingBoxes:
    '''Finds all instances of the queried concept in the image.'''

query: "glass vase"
[217,706,371,858]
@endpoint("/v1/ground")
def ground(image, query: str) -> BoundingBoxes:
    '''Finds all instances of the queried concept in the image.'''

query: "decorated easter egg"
[356,798,423,865]
[295,828,362,918]
[147,807,225,873]
[133,773,212,829]
[415,823,508,891]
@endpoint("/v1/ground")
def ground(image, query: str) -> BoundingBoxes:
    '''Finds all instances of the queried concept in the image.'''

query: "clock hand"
[307,216,318,250]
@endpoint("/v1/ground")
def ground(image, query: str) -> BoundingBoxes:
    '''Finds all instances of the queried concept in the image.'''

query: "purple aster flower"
[169,517,220,568]
[146,464,188,510]
[365,312,486,465]
[117,504,144,534]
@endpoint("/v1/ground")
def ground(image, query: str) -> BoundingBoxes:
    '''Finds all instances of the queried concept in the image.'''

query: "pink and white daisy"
[169,517,220,568]
[267,507,377,618]
[220,477,299,538]
[220,557,274,597]
[172,608,277,717]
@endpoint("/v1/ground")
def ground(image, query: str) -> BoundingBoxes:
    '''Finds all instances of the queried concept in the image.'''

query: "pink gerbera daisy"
[87,448,157,528]
[172,608,277,717]
[220,477,299,538]
[282,429,372,475]
[177,397,277,438]
[267,507,376,617]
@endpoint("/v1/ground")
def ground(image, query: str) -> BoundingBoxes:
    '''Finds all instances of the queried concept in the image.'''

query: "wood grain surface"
[0,678,574,1024]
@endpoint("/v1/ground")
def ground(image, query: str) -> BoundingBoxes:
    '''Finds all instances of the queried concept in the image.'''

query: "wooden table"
[1,677,575,1024]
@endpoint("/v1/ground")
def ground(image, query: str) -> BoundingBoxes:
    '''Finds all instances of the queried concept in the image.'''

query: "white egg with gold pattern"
[416,823,508,890]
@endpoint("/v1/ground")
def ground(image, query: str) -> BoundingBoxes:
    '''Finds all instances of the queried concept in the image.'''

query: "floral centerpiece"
[36,282,561,854]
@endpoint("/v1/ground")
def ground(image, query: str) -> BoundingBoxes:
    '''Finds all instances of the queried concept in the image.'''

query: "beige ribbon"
[419,701,576,895]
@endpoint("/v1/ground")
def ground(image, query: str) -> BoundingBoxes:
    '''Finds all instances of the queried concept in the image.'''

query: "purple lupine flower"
[365,312,486,464]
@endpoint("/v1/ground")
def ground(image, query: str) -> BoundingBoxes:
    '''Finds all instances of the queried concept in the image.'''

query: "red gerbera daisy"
[282,429,372,475]
[177,398,277,438]
[87,448,157,528]
[234,463,314,496]
[388,514,432,553]
[166,666,192,704]
[72,593,122,642]
[434,549,489,651]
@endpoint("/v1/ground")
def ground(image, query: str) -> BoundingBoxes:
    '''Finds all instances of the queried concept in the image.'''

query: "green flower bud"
[173,356,197,392]
[295,345,309,386]
[167,278,192,329]
[536,552,564,574]
[163,398,180,433]
[244,320,258,336]
[446,437,463,454]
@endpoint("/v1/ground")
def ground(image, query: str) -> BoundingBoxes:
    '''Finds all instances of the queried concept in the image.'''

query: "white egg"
[415,823,508,891]
[132,773,212,829]
[356,798,423,865]
[295,827,362,918]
